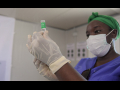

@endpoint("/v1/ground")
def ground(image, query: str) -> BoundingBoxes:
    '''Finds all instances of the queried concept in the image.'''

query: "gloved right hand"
[33,58,58,81]
[26,30,71,74]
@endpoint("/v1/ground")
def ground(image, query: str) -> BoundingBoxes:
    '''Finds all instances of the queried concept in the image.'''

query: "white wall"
[65,25,89,67]
[113,15,120,54]
[0,16,15,81]
[11,20,66,81]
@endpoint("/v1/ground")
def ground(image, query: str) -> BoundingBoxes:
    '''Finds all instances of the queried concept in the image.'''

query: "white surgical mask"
[86,29,115,57]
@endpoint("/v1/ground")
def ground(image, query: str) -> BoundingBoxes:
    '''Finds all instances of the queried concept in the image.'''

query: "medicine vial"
[41,20,46,31]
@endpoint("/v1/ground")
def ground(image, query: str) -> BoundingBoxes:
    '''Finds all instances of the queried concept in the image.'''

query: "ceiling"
[0,8,120,30]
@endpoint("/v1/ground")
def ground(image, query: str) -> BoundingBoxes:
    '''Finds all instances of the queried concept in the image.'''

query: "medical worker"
[26,12,120,81]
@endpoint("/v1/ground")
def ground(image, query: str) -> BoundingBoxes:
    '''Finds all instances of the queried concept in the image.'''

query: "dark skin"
[55,20,120,81]
[86,20,120,67]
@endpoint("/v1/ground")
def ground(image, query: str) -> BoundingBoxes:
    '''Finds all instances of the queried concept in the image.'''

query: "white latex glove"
[26,32,58,81]
[33,58,58,81]
[26,30,70,74]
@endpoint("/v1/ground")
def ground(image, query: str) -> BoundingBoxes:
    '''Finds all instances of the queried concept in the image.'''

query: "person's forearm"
[55,63,87,81]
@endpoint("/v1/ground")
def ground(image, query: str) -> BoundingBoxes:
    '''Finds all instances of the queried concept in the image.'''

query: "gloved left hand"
[33,58,58,81]
[26,30,70,74]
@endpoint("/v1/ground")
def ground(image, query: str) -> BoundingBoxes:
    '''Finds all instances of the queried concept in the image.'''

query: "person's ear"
[112,29,117,39]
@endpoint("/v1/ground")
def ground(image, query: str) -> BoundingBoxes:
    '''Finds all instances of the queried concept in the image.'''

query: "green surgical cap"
[88,12,120,40]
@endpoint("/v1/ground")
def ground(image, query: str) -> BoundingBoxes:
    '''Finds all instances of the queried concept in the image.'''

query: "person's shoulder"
[74,57,97,71]
[77,57,97,65]
[106,56,120,77]
[109,56,120,67]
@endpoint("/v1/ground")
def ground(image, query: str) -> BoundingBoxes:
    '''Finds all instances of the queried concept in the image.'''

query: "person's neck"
[94,47,120,67]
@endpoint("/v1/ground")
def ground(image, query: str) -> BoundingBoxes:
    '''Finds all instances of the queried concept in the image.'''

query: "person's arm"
[55,63,87,81]
[26,31,87,81]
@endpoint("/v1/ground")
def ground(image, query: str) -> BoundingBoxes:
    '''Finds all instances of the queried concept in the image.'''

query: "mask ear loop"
[106,29,115,45]
[106,29,115,37]
[109,39,113,45]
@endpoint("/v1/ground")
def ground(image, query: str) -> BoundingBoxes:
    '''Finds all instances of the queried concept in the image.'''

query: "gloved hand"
[26,33,58,81]
[26,30,70,74]
[33,58,58,81]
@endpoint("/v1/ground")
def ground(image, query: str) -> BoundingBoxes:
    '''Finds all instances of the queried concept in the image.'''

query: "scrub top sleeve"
[74,58,88,74]
[74,57,97,74]
[74,58,86,69]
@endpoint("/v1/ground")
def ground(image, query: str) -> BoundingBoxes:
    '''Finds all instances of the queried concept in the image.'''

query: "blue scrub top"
[74,56,120,81]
